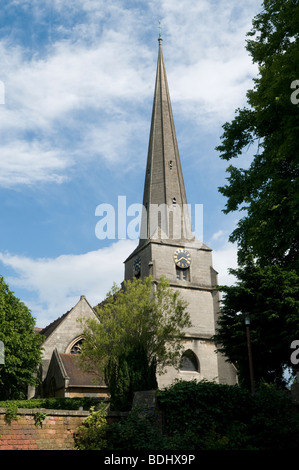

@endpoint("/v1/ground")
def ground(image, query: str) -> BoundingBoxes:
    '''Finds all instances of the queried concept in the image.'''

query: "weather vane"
[158,20,162,41]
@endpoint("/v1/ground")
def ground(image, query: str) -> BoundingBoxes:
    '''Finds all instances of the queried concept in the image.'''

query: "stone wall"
[0,408,89,450]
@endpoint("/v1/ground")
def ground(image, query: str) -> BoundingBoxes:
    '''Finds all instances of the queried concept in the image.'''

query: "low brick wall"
[0,408,130,450]
[0,408,89,450]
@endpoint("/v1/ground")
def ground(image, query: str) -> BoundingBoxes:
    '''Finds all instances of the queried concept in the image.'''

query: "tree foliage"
[216,0,299,269]
[213,264,299,388]
[79,276,190,408]
[215,0,299,388]
[74,404,108,450]
[105,344,157,411]
[157,380,299,450]
[0,276,44,399]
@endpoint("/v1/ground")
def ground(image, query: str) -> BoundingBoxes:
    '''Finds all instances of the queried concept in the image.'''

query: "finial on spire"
[158,20,163,43]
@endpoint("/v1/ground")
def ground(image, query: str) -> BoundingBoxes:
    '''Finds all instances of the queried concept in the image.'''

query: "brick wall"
[0,408,90,450]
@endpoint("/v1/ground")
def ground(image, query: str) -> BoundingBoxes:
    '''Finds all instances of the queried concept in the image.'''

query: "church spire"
[139,37,193,244]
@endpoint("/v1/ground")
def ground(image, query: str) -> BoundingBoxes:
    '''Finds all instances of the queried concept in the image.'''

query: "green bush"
[157,380,299,450]
[71,381,299,450]
[0,397,103,411]
[249,383,299,450]
[74,404,108,450]
[4,402,19,424]
[106,408,166,450]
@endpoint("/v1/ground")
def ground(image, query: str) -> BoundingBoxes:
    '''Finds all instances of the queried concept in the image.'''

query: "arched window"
[66,337,84,354]
[180,350,199,372]
[70,339,83,354]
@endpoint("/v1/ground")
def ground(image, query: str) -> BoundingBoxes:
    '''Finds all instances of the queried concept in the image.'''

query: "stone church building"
[33,37,237,399]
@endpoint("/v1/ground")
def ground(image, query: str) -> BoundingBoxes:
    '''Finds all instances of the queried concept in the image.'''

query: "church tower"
[124,37,236,387]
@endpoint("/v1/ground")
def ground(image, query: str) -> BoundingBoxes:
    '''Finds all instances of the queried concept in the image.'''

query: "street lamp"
[244,313,255,395]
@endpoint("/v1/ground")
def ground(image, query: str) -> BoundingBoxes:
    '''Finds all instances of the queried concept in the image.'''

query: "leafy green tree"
[79,276,190,408]
[214,0,299,388]
[0,276,44,399]
[214,264,299,388]
[216,0,299,270]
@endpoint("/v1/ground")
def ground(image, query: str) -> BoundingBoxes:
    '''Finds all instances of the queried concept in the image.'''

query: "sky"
[0,0,263,328]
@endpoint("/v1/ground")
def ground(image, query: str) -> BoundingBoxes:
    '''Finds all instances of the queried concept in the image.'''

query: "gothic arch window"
[180,350,199,372]
[66,336,84,355]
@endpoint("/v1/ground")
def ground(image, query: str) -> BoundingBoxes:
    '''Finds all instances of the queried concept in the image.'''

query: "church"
[33,36,237,399]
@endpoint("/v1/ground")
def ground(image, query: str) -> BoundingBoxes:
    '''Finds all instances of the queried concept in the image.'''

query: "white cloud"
[151,0,261,123]
[0,240,137,327]
[213,241,238,286]
[1,35,150,130]
[0,0,262,188]
[210,230,225,242]
[0,140,71,187]
[0,25,152,187]
[0,236,238,328]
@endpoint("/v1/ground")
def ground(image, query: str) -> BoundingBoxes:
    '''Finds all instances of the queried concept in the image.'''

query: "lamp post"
[245,313,255,395]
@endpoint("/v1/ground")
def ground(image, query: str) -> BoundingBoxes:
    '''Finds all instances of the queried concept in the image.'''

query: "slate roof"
[59,353,106,387]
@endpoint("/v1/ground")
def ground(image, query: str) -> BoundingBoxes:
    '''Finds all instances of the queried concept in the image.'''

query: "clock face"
[173,248,191,268]
[133,256,141,274]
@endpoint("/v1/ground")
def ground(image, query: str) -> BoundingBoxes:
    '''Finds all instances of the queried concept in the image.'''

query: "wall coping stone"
[0,407,129,418]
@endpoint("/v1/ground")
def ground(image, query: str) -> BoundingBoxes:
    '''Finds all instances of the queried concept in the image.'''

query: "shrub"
[74,404,108,450]
[250,383,299,450]
[71,381,299,450]
[106,408,166,450]
[0,397,102,411]
[4,402,19,424]
[157,380,299,450]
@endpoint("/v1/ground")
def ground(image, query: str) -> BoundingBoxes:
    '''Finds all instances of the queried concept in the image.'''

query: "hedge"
[156,380,299,450]
[0,397,103,411]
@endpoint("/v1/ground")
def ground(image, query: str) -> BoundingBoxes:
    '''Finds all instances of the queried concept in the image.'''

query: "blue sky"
[0,0,262,327]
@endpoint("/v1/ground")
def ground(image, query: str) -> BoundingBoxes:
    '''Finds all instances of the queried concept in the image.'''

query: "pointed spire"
[139,37,193,245]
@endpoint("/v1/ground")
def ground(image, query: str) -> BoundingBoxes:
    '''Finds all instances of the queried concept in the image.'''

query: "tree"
[0,276,44,399]
[215,0,299,388]
[216,0,299,270]
[79,276,190,408]
[105,344,157,411]
[213,264,299,388]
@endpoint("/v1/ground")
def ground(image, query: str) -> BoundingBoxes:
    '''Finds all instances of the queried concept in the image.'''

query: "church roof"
[39,295,97,340]
[39,310,70,339]
[59,353,106,387]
